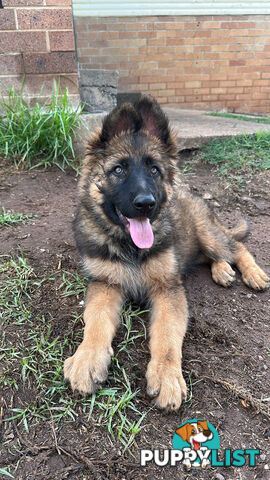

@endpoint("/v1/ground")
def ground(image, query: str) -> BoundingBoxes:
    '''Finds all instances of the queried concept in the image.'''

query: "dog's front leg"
[64,282,123,394]
[146,284,188,410]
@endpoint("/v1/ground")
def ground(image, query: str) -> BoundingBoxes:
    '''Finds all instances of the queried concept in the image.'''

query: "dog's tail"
[230,219,250,241]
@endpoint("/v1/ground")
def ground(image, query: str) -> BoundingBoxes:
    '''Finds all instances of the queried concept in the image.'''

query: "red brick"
[211,87,227,94]
[46,0,71,4]
[49,31,75,51]
[85,23,107,31]
[0,32,47,54]
[148,38,166,46]
[0,54,23,74]
[138,31,156,39]
[229,60,246,67]
[119,32,137,39]
[0,10,16,30]
[0,73,78,95]
[254,79,269,86]
[185,81,201,88]
[220,81,236,87]
[221,21,256,29]
[23,52,77,74]
[3,0,43,4]
[236,79,253,87]
[202,21,221,29]
[17,9,73,30]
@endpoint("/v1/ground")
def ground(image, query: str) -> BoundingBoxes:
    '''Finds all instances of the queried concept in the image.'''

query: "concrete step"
[164,107,270,150]
[74,108,270,157]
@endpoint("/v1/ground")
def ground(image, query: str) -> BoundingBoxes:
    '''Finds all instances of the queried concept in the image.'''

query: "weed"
[179,161,195,176]
[0,207,37,226]
[201,132,270,178]
[0,83,82,171]
[59,270,86,299]
[206,112,270,124]
[185,370,204,406]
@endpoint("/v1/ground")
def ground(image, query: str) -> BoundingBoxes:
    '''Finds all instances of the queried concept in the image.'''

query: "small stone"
[213,201,221,207]
[258,355,263,360]
[260,454,266,461]
[214,474,225,480]
[246,294,252,299]
[263,364,268,370]
[203,192,213,200]
[264,464,269,470]
[40,248,45,253]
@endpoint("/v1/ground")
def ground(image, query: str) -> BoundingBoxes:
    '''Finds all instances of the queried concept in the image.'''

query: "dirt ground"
[0,153,269,480]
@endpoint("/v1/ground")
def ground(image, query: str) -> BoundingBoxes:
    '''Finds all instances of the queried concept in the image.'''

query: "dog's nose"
[133,194,156,211]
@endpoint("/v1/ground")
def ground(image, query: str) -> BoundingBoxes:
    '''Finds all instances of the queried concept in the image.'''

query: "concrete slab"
[74,108,270,157]
[164,107,270,150]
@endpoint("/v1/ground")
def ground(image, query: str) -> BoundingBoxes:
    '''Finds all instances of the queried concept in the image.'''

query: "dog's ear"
[175,424,189,442]
[100,103,142,144]
[198,420,208,431]
[134,95,170,144]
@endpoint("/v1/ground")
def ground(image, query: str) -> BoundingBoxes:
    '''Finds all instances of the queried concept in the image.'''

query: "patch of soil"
[0,161,269,480]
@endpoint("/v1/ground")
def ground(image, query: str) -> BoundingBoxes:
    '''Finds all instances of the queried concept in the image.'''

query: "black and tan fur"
[64,95,269,410]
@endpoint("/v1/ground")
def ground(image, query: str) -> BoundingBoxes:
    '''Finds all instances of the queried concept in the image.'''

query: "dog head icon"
[175,420,213,451]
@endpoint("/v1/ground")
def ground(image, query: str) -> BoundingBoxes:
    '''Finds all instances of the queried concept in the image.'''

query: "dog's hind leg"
[233,242,269,290]
[198,254,236,287]
[211,259,236,287]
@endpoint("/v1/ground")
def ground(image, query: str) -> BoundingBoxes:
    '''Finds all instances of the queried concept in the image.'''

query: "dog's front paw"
[64,343,113,394]
[242,265,269,291]
[211,260,236,287]
[146,361,187,411]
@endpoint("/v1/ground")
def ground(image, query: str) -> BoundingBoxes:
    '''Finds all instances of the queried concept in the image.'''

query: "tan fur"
[146,284,188,410]
[211,259,236,287]
[84,249,178,298]
[64,283,123,393]
[234,242,269,290]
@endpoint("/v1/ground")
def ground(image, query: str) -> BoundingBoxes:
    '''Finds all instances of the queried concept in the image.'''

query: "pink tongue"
[127,217,154,249]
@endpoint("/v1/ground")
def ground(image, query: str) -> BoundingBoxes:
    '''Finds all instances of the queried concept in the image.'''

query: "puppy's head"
[80,95,178,249]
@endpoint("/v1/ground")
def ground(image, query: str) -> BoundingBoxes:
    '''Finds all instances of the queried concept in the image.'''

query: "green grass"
[1,254,150,452]
[206,112,270,124]
[201,131,270,179]
[0,207,37,226]
[0,253,36,325]
[0,468,14,479]
[0,84,82,171]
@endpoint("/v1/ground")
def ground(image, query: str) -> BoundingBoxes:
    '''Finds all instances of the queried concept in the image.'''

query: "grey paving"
[164,107,270,149]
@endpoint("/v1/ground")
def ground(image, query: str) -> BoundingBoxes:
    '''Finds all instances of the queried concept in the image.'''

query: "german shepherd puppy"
[64,95,269,410]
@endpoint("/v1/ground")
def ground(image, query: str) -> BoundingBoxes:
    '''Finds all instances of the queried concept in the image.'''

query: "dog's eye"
[114,166,123,175]
[151,166,158,175]
[191,429,195,434]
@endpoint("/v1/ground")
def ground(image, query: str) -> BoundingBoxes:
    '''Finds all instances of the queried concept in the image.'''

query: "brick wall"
[74,15,270,114]
[0,0,79,106]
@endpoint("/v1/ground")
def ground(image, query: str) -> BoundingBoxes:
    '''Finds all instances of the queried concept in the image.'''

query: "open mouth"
[116,208,154,249]
[192,439,201,451]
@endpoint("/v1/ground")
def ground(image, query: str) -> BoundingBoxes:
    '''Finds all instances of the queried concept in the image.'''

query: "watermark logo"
[173,419,219,469]
[140,418,260,470]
